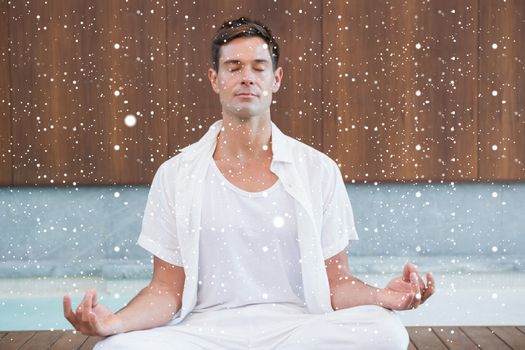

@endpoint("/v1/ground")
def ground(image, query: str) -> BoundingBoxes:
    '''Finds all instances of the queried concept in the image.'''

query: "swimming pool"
[2,184,524,330]
[0,277,145,331]
[1,272,524,331]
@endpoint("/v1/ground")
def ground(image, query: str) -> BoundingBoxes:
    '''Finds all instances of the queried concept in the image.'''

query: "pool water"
[1,273,524,331]
[0,277,145,331]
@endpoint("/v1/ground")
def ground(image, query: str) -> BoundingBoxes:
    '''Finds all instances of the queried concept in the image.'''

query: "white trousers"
[94,303,409,350]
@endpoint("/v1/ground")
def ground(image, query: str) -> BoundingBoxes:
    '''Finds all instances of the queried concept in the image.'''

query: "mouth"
[235,92,258,98]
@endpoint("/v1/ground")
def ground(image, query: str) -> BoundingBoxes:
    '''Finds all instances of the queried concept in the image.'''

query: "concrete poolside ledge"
[2,182,524,267]
[1,327,525,349]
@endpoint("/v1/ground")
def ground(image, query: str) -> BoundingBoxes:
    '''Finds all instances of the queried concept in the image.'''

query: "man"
[64,17,434,349]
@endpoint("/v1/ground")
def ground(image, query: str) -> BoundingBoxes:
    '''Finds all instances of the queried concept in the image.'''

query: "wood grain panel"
[9,0,168,186]
[166,1,323,156]
[407,327,448,350]
[433,326,478,349]
[478,0,525,180]
[0,0,11,185]
[3,328,525,349]
[489,326,525,349]
[18,330,62,350]
[4,1,524,185]
[461,326,512,349]
[77,336,101,350]
[49,331,88,350]
[408,340,418,350]
[323,0,479,182]
[0,331,35,350]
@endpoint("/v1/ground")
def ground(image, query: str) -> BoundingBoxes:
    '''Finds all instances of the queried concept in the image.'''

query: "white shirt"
[137,119,358,324]
[194,160,305,312]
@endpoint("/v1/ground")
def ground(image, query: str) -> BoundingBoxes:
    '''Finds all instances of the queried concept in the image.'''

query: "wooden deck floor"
[1,326,524,349]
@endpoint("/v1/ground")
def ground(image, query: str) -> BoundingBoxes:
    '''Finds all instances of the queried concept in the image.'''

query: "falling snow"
[1,0,524,334]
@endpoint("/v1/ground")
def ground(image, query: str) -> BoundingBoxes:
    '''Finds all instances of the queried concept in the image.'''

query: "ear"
[271,66,283,93]
[208,68,220,94]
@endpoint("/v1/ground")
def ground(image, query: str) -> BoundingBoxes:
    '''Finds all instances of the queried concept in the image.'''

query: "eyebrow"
[222,59,270,65]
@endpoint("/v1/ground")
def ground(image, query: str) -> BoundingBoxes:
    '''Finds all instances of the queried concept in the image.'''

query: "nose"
[240,67,255,85]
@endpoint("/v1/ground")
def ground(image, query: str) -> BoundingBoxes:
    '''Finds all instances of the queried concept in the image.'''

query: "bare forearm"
[115,284,182,333]
[325,252,434,312]
[329,274,386,310]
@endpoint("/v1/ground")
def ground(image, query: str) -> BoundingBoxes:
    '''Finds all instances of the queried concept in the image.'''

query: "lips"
[235,92,258,97]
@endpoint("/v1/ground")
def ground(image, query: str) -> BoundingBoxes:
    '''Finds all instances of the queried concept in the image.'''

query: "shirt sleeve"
[321,160,359,260]
[137,163,184,267]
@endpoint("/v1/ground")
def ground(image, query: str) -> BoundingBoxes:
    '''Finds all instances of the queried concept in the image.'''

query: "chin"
[230,107,261,119]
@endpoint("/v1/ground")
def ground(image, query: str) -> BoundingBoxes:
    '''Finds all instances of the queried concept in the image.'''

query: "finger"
[422,272,436,303]
[410,272,422,308]
[421,272,434,302]
[77,289,94,323]
[402,263,412,282]
[88,311,103,336]
[91,288,98,308]
[82,290,95,323]
[404,263,421,281]
[416,272,425,290]
[76,291,90,316]
[406,263,425,288]
[63,295,79,327]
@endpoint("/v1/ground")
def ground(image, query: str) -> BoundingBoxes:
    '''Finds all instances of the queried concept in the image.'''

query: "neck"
[214,112,273,163]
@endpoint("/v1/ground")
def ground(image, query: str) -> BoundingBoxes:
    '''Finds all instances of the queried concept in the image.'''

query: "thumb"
[90,288,98,308]
[402,263,412,282]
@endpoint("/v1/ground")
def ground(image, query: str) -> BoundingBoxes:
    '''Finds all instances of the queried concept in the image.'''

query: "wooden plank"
[489,326,525,349]
[18,330,63,350]
[323,0,479,182]
[461,326,511,350]
[9,0,169,186]
[78,336,102,350]
[0,331,36,350]
[432,326,478,350]
[1,327,525,350]
[0,0,12,186]
[407,327,447,350]
[478,0,525,180]
[50,330,89,350]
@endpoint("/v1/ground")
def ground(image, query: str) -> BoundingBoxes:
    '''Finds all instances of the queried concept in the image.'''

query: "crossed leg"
[272,305,409,350]
[94,304,408,350]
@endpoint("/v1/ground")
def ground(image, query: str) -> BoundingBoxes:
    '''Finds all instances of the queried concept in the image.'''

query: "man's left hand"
[380,263,435,310]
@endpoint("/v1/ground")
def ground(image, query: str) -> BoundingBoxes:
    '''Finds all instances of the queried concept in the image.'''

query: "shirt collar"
[180,119,293,163]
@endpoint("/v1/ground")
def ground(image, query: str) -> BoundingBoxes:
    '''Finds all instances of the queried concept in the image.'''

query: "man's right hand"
[63,288,124,336]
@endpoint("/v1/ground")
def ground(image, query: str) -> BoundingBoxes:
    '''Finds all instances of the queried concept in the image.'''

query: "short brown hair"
[211,17,279,72]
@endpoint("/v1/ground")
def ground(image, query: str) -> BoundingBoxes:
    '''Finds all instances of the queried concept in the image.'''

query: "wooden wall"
[323,1,479,182]
[1,0,524,186]
[0,0,11,185]
[478,1,525,180]
[6,0,168,186]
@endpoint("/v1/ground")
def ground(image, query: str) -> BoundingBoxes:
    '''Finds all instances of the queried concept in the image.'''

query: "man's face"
[208,36,283,119]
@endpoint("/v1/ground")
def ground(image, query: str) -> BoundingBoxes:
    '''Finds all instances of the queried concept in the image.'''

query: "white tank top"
[193,159,305,312]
